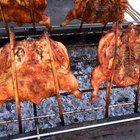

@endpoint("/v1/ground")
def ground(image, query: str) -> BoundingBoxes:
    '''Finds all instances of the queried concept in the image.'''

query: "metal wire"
[0,101,136,125]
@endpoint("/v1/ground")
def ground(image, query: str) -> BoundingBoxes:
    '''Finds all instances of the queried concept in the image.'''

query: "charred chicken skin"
[61,0,128,27]
[91,25,140,102]
[0,0,52,30]
[0,33,81,105]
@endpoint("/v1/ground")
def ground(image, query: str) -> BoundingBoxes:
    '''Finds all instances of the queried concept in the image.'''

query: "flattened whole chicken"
[91,25,140,102]
[61,0,128,27]
[0,0,52,30]
[0,33,81,105]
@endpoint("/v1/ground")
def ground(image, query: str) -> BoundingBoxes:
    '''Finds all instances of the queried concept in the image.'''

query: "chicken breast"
[0,33,81,105]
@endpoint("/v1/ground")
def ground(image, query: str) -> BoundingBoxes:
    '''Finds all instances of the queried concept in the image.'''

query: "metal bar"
[67,43,98,48]
[45,33,65,126]
[128,3,140,21]
[0,20,139,34]
[0,21,139,39]
[9,28,22,133]
[12,116,140,140]
[0,102,135,125]
[126,10,138,22]
[5,85,133,104]
[0,4,9,36]
[33,103,40,139]
[105,21,119,118]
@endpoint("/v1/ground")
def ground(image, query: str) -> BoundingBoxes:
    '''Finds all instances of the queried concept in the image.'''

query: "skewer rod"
[9,28,22,133]
[105,21,119,118]
[45,33,65,125]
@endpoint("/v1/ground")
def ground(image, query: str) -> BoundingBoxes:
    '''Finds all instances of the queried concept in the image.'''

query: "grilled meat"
[91,25,140,102]
[0,0,52,30]
[61,0,128,27]
[0,33,81,105]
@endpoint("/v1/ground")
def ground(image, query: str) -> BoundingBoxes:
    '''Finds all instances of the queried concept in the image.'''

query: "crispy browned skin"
[0,0,52,30]
[61,0,128,27]
[0,33,81,105]
[91,25,140,102]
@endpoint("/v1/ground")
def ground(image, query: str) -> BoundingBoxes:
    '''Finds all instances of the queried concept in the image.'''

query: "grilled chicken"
[91,25,140,102]
[0,33,81,105]
[61,0,128,27]
[0,0,52,30]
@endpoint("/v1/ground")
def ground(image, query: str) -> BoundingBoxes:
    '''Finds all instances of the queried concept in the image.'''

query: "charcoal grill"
[0,0,140,137]
[0,21,140,140]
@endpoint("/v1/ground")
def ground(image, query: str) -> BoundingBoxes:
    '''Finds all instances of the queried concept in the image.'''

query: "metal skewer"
[45,33,65,126]
[0,4,9,36]
[9,28,22,133]
[105,21,119,118]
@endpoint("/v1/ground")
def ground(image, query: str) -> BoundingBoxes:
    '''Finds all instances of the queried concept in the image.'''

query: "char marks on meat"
[0,33,81,105]
[91,24,140,102]
[61,0,128,27]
